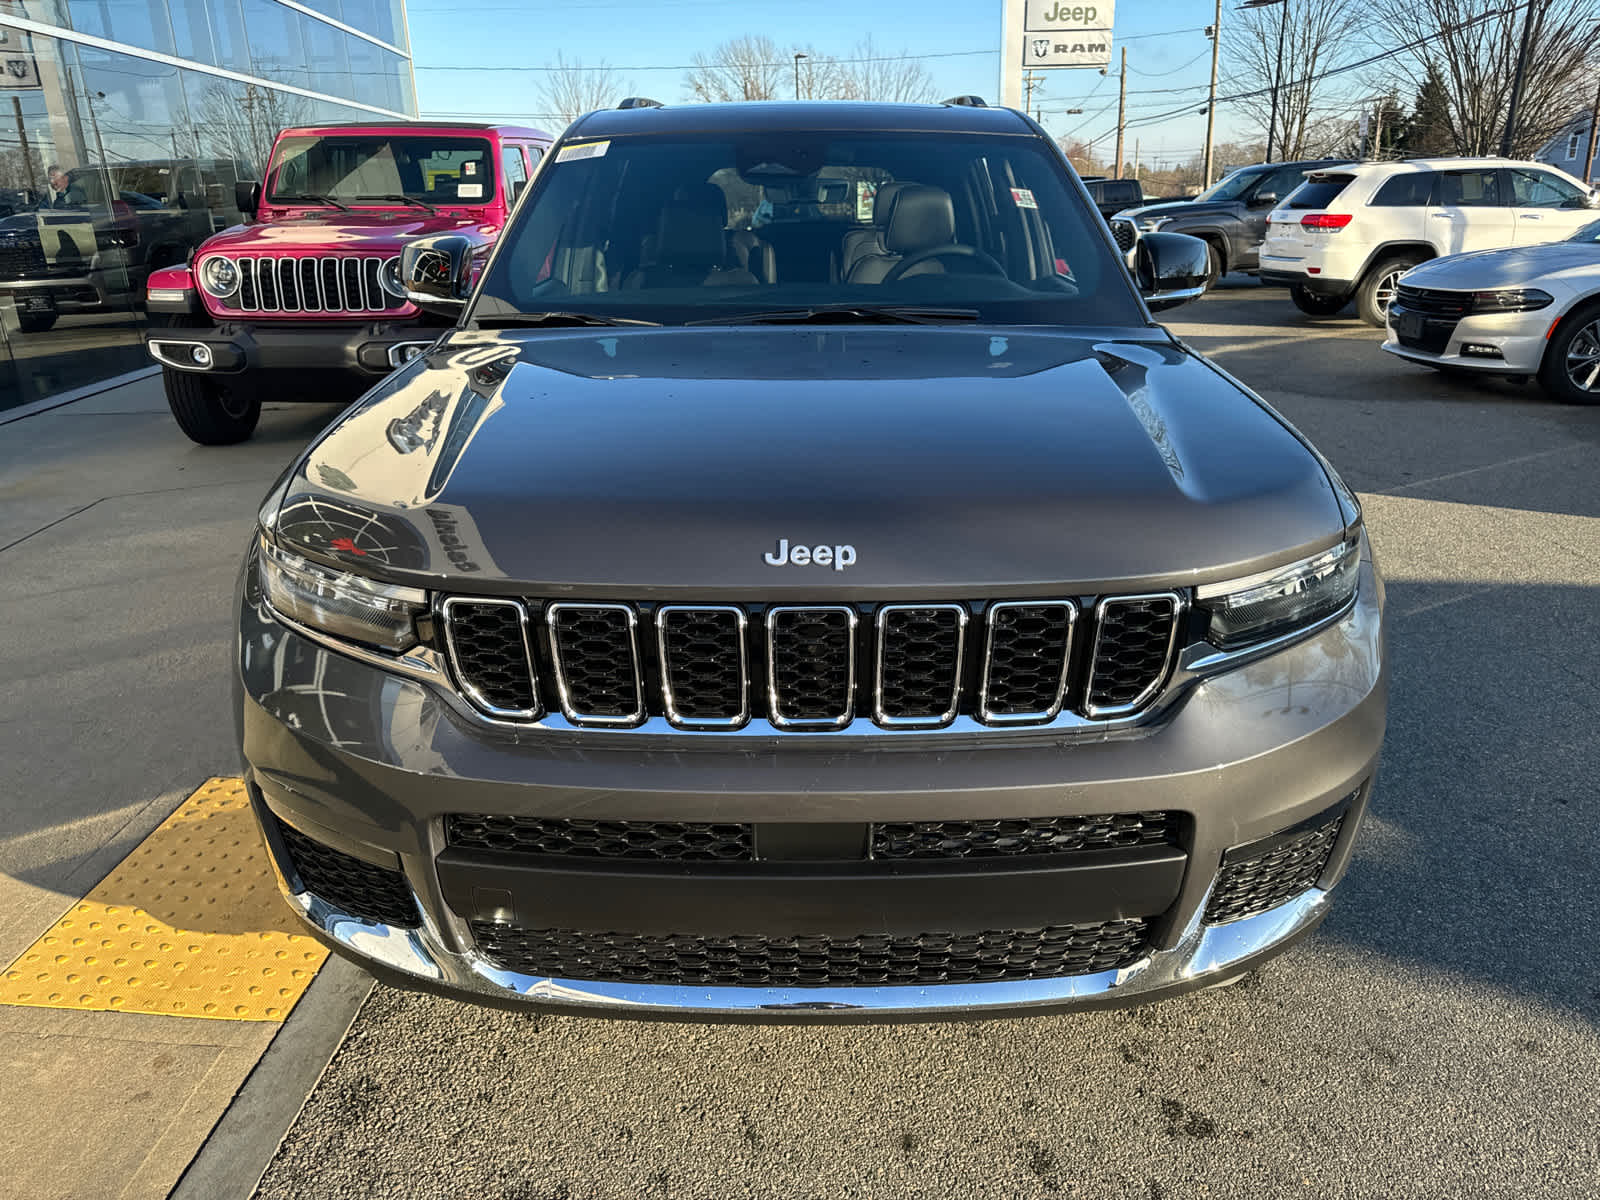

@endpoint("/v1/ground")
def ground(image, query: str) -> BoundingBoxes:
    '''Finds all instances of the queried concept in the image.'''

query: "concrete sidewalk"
[0,378,350,1200]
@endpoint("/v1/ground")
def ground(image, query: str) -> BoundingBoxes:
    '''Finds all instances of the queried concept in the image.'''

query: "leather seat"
[623,185,757,289]
[729,229,776,284]
[839,182,907,279]
[846,185,957,285]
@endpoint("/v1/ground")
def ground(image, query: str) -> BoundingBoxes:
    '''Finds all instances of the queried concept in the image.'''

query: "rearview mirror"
[234,180,260,217]
[1136,231,1210,312]
[401,233,476,315]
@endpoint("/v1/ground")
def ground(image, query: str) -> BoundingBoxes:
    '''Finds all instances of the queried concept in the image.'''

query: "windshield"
[1568,218,1600,243]
[1193,168,1265,203]
[267,135,494,206]
[473,130,1141,327]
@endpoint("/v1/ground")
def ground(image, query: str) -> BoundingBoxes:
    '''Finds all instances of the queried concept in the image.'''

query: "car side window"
[1508,168,1585,209]
[1437,170,1502,207]
[1261,166,1307,200]
[1370,171,1433,206]
[502,146,528,204]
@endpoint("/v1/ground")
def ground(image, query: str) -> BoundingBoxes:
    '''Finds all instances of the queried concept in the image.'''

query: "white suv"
[1259,158,1599,326]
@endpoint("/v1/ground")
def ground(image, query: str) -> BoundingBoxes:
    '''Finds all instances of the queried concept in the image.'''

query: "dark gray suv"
[236,99,1386,1019]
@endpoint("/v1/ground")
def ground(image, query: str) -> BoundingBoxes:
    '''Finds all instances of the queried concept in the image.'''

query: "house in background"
[1537,112,1598,184]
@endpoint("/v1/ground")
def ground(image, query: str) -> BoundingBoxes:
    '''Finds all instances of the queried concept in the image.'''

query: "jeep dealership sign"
[1000,0,1114,106]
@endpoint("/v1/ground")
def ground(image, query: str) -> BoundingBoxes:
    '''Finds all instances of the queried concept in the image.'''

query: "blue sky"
[404,0,1253,169]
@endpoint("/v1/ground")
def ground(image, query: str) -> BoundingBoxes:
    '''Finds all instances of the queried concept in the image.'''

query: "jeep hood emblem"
[764,538,856,570]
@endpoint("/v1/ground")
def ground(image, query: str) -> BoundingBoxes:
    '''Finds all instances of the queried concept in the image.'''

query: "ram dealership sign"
[1000,0,1114,105]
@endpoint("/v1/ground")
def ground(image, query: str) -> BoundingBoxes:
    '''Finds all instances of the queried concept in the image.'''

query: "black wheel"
[163,368,260,444]
[16,310,57,334]
[1289,284,1346,317]
[1202,239,1223,288]
[1356,255,1420,327]
[1538,305,1600,406]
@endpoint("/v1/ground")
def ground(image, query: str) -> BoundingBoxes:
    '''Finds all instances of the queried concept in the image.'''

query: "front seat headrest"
[654,203,726,268]
[883,185,955,256]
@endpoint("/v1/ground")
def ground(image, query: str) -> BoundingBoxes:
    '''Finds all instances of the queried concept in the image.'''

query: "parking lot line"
[0,777,327,1021]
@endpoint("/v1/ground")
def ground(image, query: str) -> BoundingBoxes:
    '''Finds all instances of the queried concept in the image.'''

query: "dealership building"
[0,0,417,412]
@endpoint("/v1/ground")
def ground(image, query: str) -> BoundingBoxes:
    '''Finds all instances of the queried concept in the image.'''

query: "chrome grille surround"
[977,600,1077,724]
[439,596,540,720]
[546,602,646,727]
[656,604,750,730]
[765,605,858,730]
[873,603,967,728]
[216,254,407,315]
[1084,592,1185,718]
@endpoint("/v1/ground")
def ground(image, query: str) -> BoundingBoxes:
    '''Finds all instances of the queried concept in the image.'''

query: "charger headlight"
[1196,534,1361,651]
[258,535,425,652]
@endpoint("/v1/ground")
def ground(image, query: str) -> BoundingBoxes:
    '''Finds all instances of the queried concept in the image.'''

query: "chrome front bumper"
[276,863,1331,1018]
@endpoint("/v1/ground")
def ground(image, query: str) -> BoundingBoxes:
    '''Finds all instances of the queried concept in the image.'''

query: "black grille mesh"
[1112,220,1136,252]
[551,605,640,720]
[877,607,963,722]
[277,821,419,928]
[769,608,854,724]
[660,607,745,723]
[1088,597,1178,712]
[469,919,1151,986]
[445,601,535,714]
[873,812,1178,860]
[982,603,1074,717]
[447,814,754,861]
[1205,812,1344,925]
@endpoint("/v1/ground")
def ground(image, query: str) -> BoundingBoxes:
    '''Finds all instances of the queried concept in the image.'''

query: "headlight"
[1136,216,1172,233]
[258,535,425,652]
[198,256,240,298]
[1196,535,1360,651]
[1469,288,1552,313]
[380,256,406,298]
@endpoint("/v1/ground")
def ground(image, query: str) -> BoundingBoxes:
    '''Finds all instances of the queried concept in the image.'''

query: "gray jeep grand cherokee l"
[236,99,1386,1019]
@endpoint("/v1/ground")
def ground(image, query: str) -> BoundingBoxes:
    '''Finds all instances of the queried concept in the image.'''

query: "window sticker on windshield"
[1010,187,1038,209]
[463,161,478,175]
[457,182,484,198]
[556,140,610,163]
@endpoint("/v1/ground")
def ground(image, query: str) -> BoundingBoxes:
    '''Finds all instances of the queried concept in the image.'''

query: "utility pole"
[1267,2,1287,161]
[1114,46,1127,180]
[1583,75,1600,184]
[1023,70,1040,119]
[11,96,38,196]
[1500,1,1536,157]
[1133,137,1141,181]
[793,52,807,101]
[1202,0,1221,187]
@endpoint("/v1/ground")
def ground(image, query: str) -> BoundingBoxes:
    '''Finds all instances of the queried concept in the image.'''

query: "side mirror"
[1249,190,1278,208]
[1136,231,1210,312]
[401,233,475,315]
[234,180,260,217]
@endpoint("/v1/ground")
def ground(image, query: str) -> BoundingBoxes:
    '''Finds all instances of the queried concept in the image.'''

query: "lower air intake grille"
[446,815,755,861]
[276,820,419,928]
[1087,595,1180,714]
[1204,807,1346,925]
[469,919,1152,986]
[873,812,1179,860]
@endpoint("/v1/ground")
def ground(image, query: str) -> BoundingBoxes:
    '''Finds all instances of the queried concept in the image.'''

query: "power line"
[416,48,998,72]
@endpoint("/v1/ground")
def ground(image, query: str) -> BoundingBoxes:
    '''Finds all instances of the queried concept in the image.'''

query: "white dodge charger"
[1381,217,1600,404]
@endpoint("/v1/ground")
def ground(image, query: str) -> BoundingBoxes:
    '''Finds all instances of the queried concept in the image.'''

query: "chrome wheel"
[1565,320,1600,393]
[1373,270,1403,315]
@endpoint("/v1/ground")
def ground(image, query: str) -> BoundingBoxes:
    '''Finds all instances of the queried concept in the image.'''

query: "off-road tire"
[155,313,261,444]
[1289,284,1346,317]
[1356,254,1420,328]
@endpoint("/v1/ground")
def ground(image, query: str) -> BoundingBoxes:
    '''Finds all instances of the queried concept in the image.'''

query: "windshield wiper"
[687,306,981,327]
[473,311,662,329]
[363,194,440,215]
[274,193,350,211]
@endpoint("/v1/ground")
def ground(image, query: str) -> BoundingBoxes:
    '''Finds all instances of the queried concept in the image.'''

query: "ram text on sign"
[1021,35,1113,68]
[1023,0,1113,32]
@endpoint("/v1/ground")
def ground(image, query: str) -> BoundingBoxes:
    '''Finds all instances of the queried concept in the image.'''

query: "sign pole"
[1114,46,1126,179]
[1202,0,1221,187]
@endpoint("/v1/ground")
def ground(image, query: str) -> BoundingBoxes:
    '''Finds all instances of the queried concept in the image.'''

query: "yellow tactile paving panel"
[0,777,328,1021]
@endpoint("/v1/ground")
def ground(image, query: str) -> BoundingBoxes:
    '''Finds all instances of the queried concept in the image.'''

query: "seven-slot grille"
[442,594,1183,732]
[217,255,408,314]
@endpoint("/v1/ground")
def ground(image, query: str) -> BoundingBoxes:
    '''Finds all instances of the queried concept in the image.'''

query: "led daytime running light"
[258,535,425,652]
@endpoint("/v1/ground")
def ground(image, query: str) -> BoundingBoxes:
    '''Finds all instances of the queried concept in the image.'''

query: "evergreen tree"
[1408,62,1454,156]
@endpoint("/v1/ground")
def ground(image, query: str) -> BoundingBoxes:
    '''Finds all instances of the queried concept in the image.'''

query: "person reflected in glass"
[45,165,86,208]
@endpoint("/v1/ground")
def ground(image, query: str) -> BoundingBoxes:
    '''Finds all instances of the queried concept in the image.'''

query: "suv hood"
[271,327,1343,597]
[203,210,489,257]
[1116,199,1224,222]
[1402,242,1600,289]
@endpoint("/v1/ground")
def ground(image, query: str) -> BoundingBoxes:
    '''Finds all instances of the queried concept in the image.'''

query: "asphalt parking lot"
[5,280,1599,1198]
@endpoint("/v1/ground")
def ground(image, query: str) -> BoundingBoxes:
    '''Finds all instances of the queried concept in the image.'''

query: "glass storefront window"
[64,0,178,57]
[169,0,251,73]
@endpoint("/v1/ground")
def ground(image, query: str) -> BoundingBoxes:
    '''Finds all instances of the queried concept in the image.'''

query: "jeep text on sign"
[1022,0,1112,31]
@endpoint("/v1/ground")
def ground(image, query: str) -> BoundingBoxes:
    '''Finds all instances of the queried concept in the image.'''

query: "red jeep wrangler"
[143,122,552,444]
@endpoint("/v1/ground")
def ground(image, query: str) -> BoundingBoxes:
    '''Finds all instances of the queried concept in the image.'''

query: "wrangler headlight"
[1196,534,1361,651]
[258,535,425,652]
[199,256,240,298]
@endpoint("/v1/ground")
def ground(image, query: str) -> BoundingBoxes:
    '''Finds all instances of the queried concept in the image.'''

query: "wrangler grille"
[469,919,1152,986]
[441,595,1182,732]
[215,255,409,314]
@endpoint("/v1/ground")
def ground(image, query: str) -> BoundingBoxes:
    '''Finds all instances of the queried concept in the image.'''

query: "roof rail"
[617,97,663,109]
[943,95,987,107]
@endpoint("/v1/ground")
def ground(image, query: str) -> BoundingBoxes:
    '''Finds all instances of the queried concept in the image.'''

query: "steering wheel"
[881,243,1006,283]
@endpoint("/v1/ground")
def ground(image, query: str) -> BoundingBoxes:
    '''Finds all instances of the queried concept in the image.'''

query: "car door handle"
[1429,212,1452,219]
[1520,213,1542,219]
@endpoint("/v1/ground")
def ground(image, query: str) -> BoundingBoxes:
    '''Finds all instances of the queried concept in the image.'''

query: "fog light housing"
[1461,343,1503,358]
[191,344,213,367]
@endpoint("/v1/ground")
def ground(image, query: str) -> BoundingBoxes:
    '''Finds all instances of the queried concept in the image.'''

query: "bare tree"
[536,53,630,127]
[684,35,785,102]
[1375,0,1600,157]
[189,81,308,179]
[1222,0,1368,160]
[833,37,937,103]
